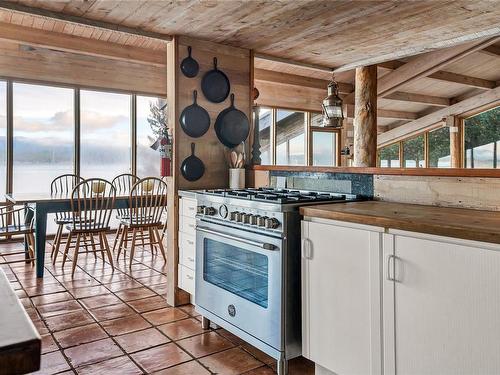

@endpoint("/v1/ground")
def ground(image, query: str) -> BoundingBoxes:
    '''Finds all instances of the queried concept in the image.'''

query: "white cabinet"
[178,196,197,295]
[383,231,500,375]
[301,219,383,375]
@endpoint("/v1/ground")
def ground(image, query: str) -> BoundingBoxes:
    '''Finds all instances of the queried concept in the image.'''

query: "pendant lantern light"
[322,73,344,128]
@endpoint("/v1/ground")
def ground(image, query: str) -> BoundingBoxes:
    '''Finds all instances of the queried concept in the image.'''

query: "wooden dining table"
[5,192,134,278]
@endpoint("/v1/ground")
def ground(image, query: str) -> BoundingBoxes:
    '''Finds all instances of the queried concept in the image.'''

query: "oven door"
[195,220,283,350]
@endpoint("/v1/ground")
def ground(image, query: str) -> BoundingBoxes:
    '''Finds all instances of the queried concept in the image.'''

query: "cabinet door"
[384,233,500,375]
[302,220,382,375]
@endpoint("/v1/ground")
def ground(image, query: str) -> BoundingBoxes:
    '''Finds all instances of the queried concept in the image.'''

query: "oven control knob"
[257,216,267,227]
[229,211,239,221]
[250,215,259,225]
[242,213,252,224]
[203,206,216,216]
[197,205,205,214]
[265,217,280,229]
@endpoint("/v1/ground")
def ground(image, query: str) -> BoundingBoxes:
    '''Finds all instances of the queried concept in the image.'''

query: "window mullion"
[6,80,13,196]
[74,88,81,177]
[131,94,137,176]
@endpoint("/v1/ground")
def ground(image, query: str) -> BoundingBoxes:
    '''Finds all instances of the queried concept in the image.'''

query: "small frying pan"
[215,94,250,148]
[180,46,199,78]
[201,57,230,103]
[181,143,205,182]
[179,90,210,138]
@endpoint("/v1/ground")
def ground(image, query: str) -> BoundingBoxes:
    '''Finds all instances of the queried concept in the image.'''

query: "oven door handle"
[196,226,277,251]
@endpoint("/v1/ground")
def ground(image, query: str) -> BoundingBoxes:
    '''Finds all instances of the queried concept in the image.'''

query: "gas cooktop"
[200,187,357,204]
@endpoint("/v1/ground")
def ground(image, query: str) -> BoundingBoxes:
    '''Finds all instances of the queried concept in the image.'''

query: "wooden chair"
[111,173,139,252]
[50,174,84,264]
[62,178,116,276]
[115,177,167,268]
[0,206,35,265]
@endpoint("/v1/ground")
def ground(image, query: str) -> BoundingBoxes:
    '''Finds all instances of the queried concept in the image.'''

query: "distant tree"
[378,143,399,167]
[428,127,450,167]
[464,106,500,168]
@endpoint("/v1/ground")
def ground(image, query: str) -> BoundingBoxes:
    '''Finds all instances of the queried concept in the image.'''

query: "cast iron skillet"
[181,143,205,182]
[179,90,210,138]
[180,46,199,78]
[201,57,230,103]
[214,93,250,148]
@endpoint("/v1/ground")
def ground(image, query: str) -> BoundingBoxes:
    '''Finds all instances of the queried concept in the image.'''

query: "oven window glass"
[204,239,269,308]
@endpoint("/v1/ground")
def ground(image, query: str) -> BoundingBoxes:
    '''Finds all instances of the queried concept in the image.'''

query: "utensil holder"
[229,168,245,189]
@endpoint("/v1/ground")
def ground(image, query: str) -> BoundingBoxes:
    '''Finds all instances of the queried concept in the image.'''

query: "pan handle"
[192,90,197,104]
[230,93,235,107]
[187,46,192,56]
[191,142,196,156]
[213,57,218,70]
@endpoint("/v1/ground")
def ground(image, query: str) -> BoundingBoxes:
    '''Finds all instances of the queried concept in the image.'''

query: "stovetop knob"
[250,215,259,225]
[242,213,252,224]
[257,216,267,227]
[265,217,280,229]
[203,206,216,216]
[230,211,240,221]
[197,205,205,214]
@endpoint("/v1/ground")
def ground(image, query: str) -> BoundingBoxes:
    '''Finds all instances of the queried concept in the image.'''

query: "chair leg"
[51,224,62,259]
[101,232,114,271]
[116,226,128,260]
[148,227,155,253]
[154,227,167,262]
[71,233,81,277]
[88,234,97,259]
[112,223,122,253]
[27,232,35,266]
[62,232,73,268]
[129,228,138,269]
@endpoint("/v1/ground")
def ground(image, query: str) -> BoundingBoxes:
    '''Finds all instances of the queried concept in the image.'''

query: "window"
[403,135,425,168]
[464,106,500,168]
[276,109,306,165]
[256,107,272,165]
[311,113,338,167]
[378,143,400,168]
[136,96,166,177]
[80,90,131,180]
[13,83,74,194]
[0,82,6,197]
[428,127,451,168]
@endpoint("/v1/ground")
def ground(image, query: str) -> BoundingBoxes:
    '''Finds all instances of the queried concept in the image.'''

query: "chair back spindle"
[51,174,84,221]
[129,177,168,226]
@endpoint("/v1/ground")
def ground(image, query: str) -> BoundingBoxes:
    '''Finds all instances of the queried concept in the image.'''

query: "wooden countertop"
[300,201,500,245]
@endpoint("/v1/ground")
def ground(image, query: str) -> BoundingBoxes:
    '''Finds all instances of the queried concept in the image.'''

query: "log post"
[353,65,378,167]
[448,116,462,168]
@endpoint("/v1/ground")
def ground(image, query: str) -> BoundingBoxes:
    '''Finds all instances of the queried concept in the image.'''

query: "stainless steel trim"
[197,225,276,250]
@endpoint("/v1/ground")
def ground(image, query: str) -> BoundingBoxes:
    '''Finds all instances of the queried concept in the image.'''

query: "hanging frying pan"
[201,57,230,103]
[214,94,250,148]
[180,46,199,78]
[179,90,210,138]
[181,143,205,182]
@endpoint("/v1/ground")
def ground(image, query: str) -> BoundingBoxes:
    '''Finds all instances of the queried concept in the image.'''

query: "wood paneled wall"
[254,80,323,112]
[0,40,167,95]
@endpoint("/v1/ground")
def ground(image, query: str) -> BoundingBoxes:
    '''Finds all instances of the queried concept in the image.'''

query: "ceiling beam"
[378,86,500,146]
[384,91,450,107]
[254,68,352,93]
[479,45,500,57]
[377,36,500,97]
[345,104,418,120]
[254,53,333,73]
[0,2,172,42]
[0,21,166,66]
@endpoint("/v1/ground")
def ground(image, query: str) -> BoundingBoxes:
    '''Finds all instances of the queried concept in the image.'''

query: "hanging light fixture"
[322,73,344,128]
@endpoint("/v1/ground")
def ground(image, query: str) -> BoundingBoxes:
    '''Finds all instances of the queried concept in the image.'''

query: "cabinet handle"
[302,238,313,259]
[186,274,194,280]
[187,257,194,262]
[187,240,194,245]
[387,254,397,281]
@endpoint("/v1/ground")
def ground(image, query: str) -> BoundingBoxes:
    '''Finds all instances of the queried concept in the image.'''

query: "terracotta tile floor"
[0,239,314,375]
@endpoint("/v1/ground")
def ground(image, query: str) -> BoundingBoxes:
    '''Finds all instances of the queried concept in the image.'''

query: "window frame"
[257,105,340,167]
[0,77,166,201]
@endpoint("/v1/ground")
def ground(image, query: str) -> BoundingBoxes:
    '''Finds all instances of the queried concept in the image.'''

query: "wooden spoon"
[230,151,238,168]
[236,153,244,169]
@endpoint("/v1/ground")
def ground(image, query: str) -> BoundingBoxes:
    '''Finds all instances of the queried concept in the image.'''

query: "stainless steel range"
[194,188,363,374]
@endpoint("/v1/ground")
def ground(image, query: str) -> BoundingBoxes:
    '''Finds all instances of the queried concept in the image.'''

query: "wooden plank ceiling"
[0,0,499,144]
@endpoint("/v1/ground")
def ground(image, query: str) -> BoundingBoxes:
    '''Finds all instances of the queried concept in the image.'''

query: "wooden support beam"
[448,116,462,168]
[353,66,377,167]
[377,36,500,97]
[254,68,353,93]
[0,21,166,66]
[0,2,172,41]
[345,104,418,120]
[479,45,500,57]
[378,86,500,146]
[384,91,450,107]
[254,53,333,73]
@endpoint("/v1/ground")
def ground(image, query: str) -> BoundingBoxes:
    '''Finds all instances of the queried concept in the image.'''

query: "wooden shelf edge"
[249,165,500,178]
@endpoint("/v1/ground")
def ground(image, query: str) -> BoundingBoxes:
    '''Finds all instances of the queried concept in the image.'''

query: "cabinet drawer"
[181,198,197,218]
[178,264,195,295]
[179,216,196,234]
[179,232,196,267]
